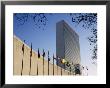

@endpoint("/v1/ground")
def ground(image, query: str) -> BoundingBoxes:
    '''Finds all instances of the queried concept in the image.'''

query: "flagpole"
[53,54,54,76]
[57,64,58,75]
[37,48,40,75]
[64,63,65,73]
[29,43,32,75]
[57,56,58,75]
[29,56,31,75]
[70,66,71,75]
[48,51,49,75]
[21,59,23,76]
[37,63,38,75]
[43,57,44,75]
[42,49,45,75]
[21,40,25,76]
[21,58,23,75]
[61,66,62,76]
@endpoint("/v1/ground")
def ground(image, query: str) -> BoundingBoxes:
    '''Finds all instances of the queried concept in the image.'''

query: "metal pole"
[29,43,32,75]
[37,63,38,75]
[21,51,24,76]
[48,59,49,75]
[42,49,45,76]
[43,56,44,75]
[70,66,71,75]
[61,67,62,76]
[29,56,31,75]
[57,60,58,75]
[21,40,25,76]
[53,57,54,76]
[48,51,49,75]
[21,57,23,76]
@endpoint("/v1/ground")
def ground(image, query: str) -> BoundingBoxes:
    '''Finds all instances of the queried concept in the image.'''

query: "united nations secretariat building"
[56,20,81,74]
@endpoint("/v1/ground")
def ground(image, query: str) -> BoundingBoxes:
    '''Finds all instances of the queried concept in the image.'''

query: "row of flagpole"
[20,40,85,76]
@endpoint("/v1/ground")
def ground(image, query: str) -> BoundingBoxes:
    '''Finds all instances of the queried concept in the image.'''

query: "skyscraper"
[56,20,81,73]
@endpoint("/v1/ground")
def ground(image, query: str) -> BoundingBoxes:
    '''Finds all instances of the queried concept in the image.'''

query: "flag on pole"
[48,51,50,75]
[21,40,25,75]
[22,40,25,55]
[54,56,58,63]
[48,51,50,61]
[61,59,67,64]
[86,66,88,70]
[30,43,32,57]
[56,56,59,75]
[82,66,84,70]
[53,54,54,59]
[66,61,70,67]
[42,49,45,57]
[38,48,40,58]
[29,43,32,75]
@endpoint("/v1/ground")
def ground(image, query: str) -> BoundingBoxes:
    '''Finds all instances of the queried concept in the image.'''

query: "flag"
[66,61,70,67]
[22,40,25,55]
[53,54,56,60]
[82,66,84,70]
[48,51,50,75]
[86,66,88,70]
[48,51,50,61]
[70,66,71,72]
[30,43,32,57]
[55,56,59,66]
[21,40,25,75]
[61,59,67,64]
[42,49,45,57]
[38,48,40,58]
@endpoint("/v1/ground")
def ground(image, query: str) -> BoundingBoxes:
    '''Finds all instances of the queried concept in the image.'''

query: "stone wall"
[13,36,73,76]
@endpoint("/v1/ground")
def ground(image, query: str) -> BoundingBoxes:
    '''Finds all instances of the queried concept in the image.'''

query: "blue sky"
[14,13,97,75]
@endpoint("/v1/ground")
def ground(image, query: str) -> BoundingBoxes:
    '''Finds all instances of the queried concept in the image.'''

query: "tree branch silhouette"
[14,13,49,30]
[69,13,97,65]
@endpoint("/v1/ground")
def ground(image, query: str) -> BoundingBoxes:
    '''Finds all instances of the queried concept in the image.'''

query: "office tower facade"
[56,20,81,73]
